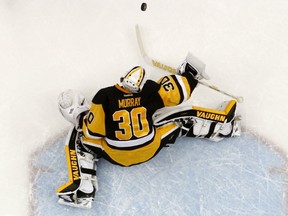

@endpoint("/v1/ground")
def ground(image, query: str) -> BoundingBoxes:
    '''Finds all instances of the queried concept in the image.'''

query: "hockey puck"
[141,3,147,11]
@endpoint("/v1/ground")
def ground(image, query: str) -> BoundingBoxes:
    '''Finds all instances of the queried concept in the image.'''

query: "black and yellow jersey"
[82,73,197,150]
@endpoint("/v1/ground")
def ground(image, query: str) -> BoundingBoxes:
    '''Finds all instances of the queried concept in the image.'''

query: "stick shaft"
[135,25,244,103]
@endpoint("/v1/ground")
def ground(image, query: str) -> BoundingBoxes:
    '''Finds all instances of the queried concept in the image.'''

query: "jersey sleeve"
[82,89,107,139]
[157,73,198,106]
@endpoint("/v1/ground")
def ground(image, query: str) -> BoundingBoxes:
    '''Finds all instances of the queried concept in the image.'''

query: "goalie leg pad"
[180,100,241,141]
[57,127,98,209]
[153,100,240,141]
[181,115,241,142]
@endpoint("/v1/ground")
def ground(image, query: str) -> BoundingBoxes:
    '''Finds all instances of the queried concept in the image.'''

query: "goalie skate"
[58,188,96,209]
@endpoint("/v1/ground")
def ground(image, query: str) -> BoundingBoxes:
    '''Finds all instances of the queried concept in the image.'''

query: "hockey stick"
[135,24,244,103]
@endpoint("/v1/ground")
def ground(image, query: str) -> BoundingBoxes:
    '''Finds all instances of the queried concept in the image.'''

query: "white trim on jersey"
[84,127,103,140]
[175,75,188,101]
[105,129,155,148]
[81,139,104,150]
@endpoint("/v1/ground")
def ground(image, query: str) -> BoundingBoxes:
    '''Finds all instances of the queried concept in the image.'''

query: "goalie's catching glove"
[58,89,90,130]
[177,52,210,80]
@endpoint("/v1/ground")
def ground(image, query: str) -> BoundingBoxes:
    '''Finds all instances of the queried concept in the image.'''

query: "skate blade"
[58,198,92,209]
[232,116,242,136]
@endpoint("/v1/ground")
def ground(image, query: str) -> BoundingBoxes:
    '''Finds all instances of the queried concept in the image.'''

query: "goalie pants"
[82,122,181,167]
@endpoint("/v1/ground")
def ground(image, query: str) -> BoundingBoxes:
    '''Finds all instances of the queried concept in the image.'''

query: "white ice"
[32,133,286,215]
[0,0,288,215]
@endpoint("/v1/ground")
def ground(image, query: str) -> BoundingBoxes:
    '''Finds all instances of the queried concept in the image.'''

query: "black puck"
[141,3,147,11]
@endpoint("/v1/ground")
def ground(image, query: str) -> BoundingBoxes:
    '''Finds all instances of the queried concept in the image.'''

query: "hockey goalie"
[56,53,241,209]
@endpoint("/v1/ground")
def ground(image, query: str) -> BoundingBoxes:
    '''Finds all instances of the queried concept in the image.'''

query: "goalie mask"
[121,66,146,93]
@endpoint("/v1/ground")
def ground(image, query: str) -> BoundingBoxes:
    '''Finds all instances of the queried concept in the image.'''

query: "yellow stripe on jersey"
[115,84,132,94]
[83,103,106,138]
[158,122,179,139]
[158,75,192,106]
[91,123,179,167]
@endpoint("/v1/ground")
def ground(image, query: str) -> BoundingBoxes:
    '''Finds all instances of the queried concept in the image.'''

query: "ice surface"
[31,133,287,216]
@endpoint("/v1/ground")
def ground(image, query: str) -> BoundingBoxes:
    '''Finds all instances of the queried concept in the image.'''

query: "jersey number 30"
[113,107,149,140]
